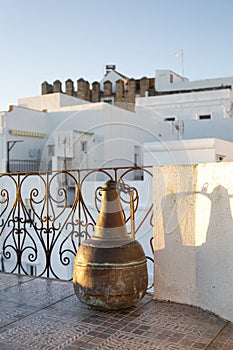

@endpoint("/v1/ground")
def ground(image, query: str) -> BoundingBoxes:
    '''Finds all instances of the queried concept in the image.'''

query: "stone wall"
[41,76,155,111]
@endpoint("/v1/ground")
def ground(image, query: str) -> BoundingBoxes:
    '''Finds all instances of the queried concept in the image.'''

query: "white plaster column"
[153,162,233,322]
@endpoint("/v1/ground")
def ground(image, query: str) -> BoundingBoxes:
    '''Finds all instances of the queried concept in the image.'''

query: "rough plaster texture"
[153,162,233,322]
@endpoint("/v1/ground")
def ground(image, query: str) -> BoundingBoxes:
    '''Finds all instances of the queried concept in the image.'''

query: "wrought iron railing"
[0,166,154,281]
[8,159,53,173]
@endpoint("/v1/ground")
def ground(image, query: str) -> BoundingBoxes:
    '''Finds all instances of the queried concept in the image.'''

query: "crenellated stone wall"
[91,81,101,102]
[41,75,155,111]
[65,79,75,97]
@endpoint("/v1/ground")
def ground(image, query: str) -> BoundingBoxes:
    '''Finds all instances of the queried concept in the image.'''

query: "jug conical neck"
[93,180,130,241]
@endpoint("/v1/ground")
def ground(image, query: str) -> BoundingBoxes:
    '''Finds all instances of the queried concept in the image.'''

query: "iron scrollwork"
[0,166,154,281]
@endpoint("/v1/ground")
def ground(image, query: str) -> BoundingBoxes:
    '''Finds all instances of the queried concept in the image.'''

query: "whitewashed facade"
[0,93,174,173]
[1,69,233,172]
[153,162,233,323]
[136,70,233,143]
[144,138,233,166]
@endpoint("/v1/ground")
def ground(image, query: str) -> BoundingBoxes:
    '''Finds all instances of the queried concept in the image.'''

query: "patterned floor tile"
[0,309,100,350]
[0,299,36,327]
[80,330,193,350]
[0,273,232,350]
[76,301,228,350]
[0,273,34,291]
[0,289,153,350]
[207,322,233,349]
[0,277,74,307]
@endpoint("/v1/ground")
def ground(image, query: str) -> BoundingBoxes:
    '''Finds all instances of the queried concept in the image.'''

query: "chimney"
[105,64,116,75]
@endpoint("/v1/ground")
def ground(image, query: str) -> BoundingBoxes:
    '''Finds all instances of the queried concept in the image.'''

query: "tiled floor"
[0,273,232,349]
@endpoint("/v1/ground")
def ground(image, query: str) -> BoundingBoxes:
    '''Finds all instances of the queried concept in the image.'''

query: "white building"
[1,68,233,173]
[154,69,233,92]
[136,69,233,143]
[144,138,233,166]
[0,92,173,174]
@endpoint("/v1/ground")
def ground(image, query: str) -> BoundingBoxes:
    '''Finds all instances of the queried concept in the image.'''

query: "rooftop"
[0,272,232,349]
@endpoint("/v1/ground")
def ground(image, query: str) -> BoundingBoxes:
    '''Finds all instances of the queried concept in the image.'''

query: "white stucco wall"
[18,93,89,112]
[155,69,233,92]
[155,69,188,91]
[136,88,233,142]
[0,96,174,172]
[181,118,233,143]
[143,138,233,166]
[153,162,233,322]
[41,102,173,170]
[136,89,233,121]
[0,106,48,171]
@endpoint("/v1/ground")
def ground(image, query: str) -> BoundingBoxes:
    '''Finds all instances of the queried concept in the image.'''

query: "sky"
[0,0,233,111]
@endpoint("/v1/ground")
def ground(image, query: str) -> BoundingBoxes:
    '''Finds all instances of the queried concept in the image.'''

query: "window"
[164,117,176,121]
[170,74,173,83]
[103,99,112,105]
[81,141,87,153]
[199,115,211,120]
[134,146,141,166]
[48,145,55,157]
[134,146,143,180]
[134,153,139,166]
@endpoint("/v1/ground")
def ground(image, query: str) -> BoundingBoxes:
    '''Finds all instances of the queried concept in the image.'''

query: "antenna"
[175,49,184,76]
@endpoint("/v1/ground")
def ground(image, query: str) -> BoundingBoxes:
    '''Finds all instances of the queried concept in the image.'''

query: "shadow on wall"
[196,185,233,309]
[155,184,233,320]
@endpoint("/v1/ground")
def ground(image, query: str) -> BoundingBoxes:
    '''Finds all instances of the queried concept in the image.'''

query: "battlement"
[41,71,155,111]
